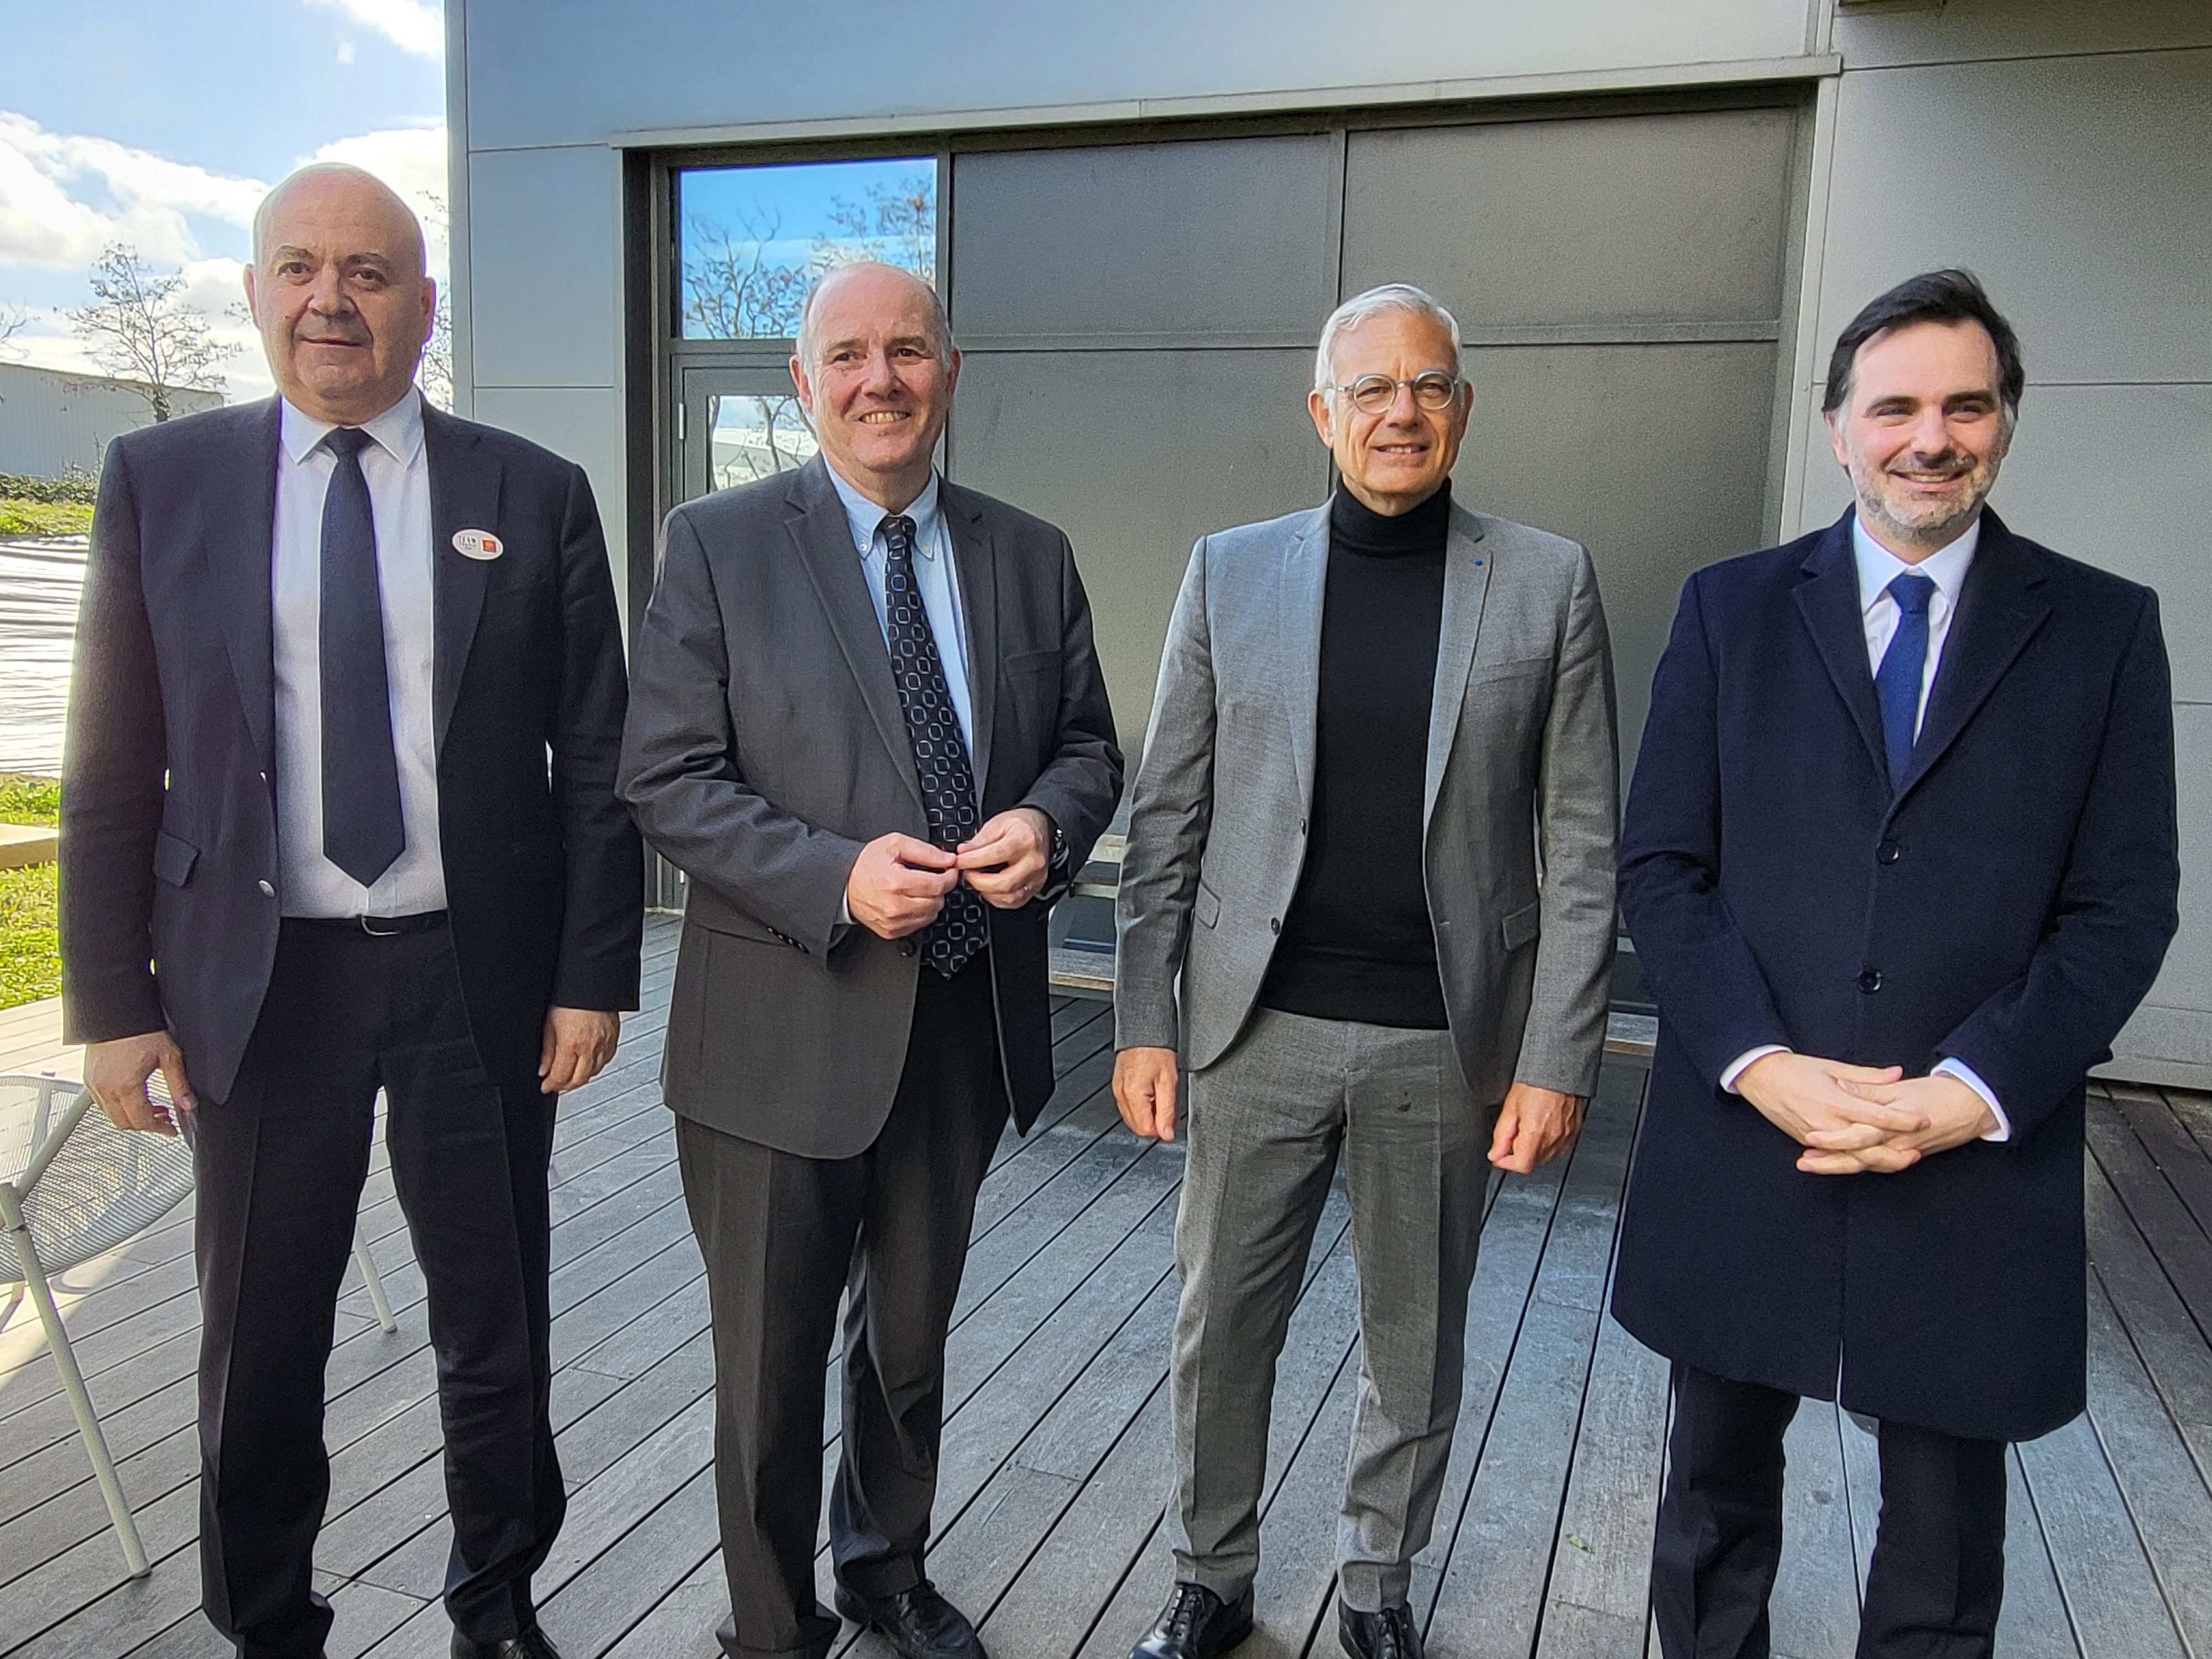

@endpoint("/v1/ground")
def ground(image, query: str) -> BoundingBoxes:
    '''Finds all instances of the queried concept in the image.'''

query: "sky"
[0,0,449,402]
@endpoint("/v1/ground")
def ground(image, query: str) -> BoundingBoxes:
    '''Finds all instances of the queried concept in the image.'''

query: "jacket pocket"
[1194,880,1221,929]
[153,830,199,889]
[1501,899,1541,951]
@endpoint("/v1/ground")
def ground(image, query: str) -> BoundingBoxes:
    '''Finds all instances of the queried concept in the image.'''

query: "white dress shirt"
[271,391,446,918]
[826,464,975,748]
[1719,510,2011,1140]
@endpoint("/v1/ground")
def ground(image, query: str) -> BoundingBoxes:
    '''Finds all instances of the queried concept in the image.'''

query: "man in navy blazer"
[1612,270,2178,1658]
[61,165,641,1659]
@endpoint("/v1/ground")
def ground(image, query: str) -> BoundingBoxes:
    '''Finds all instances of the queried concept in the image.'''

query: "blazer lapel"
[785,460,925,810]
[424,405,500,752]
[941,482,999,795]
[1277,507,1331,811]
[1423,505,1491,826]
[1893,510,2053,800]
[206,400,283,777]
[1792,510,1888,783]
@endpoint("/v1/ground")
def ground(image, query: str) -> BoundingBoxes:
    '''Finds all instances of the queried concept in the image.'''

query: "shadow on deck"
[4,913,2211,1659]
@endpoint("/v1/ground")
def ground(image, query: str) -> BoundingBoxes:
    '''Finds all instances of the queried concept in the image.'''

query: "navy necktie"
[883,514,986,977]
[319,427,406,888]
[1874,571,1938,787]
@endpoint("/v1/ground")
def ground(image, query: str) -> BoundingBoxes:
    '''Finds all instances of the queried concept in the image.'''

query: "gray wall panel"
[1840,0,2211,70]
[2108,702,2212,1084]
[461,0,1814,151]
[1453,341,1782,776]
[950,137,1338,341]
[467,146,620,389]
[1344,108,1800,328]
[949,349,1326,759]
[1816,49,2212,387]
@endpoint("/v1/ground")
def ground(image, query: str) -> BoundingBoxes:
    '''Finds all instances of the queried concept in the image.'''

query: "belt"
[290,910,449,937]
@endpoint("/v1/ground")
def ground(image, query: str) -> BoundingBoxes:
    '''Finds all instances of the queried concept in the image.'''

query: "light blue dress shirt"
[825,465,975,750]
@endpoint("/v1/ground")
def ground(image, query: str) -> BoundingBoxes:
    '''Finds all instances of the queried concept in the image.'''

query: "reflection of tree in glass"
[686,173,936,493]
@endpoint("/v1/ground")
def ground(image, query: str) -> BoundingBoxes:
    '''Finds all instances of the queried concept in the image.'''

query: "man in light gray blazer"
[1113,284,1619,1659]
[620,263,1120,1659]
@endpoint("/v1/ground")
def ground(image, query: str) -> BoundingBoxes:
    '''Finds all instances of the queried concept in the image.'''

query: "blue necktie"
[883,514,986,977]
[1874,572,1938,788]
[319,427,406,888]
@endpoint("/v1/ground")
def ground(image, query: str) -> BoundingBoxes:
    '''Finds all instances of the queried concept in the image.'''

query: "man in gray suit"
[1113,284,1619,1659]
[619,262,1121,1659]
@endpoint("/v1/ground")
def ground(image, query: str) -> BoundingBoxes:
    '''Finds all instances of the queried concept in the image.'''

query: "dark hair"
[1822,268,2025,417]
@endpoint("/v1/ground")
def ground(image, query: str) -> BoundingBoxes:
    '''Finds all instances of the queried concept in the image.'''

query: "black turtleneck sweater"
[1257,483,1451,1030]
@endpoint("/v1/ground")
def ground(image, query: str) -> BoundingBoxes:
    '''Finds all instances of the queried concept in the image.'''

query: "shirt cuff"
[1934,1057,2011,1142]
[1720,1045,1790,1094]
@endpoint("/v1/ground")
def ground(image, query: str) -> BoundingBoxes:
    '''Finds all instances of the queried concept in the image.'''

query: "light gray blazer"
[1114,499,1619,1103]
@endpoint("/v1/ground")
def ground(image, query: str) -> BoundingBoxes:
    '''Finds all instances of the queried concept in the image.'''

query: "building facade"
[0,363,222,481]
[445,0,2210,1088]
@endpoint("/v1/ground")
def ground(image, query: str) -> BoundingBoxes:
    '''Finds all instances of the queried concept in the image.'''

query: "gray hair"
[796,260,956,368]
[1314,283,1464,395]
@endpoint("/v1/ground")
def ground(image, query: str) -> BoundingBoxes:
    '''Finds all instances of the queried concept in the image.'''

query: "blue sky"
[0,0,448,398]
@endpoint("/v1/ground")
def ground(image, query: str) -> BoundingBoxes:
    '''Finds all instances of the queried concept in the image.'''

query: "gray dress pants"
[1167,1006,1494,1613]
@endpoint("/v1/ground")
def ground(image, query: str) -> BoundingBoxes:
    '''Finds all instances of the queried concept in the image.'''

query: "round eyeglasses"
[1327,372,1464,415]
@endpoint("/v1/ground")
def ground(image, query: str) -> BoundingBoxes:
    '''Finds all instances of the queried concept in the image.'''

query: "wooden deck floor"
[4,914,2212,1659]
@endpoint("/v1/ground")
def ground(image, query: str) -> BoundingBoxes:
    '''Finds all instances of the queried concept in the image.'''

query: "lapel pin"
[452,528,504,561]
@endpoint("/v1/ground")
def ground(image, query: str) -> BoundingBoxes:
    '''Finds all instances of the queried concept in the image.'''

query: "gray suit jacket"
[1115,499,1618,1103]
[620,457,1121,1157]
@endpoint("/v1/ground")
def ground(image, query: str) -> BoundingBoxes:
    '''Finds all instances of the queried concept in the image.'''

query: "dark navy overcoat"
[1610,508,2178,1442]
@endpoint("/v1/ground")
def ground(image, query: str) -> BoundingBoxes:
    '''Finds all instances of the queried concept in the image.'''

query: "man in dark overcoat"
[1611,270,2179,1659]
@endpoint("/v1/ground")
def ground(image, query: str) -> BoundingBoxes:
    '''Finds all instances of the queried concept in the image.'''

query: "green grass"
[0,864,59,1010]
[0,498,93,538]
[0,775,61,1010]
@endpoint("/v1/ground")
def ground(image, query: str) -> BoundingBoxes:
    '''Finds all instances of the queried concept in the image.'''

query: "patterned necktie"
[319,426,406,887]
[1874,571,1938,788]
[882,514,986,976]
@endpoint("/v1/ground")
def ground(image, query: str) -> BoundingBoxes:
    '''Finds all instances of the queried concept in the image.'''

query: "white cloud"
[307,0,445,60]
[0,111,264,269]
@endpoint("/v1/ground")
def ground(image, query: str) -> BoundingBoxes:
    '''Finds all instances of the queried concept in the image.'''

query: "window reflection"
[710,393,818,488]
[679,158,938,341]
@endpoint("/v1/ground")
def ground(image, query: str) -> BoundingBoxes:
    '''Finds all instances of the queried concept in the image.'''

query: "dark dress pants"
[677,958,1009,1659]
[1652,1363,2007,1659]
[192,919,545,1659]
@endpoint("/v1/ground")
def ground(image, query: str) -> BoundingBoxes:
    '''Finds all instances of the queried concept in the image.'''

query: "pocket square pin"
[452,528,504,560]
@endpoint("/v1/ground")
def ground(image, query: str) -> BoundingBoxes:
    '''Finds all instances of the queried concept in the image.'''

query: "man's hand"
[1734,1051,1924,1174]
[1797,1072,2000,1175]
[1488,1082,1585,1173]
[956,807,1055,909]
[540,1008,622,1094]
[1114,1046,1181,1142]
[847,833,961,938]
[85,1030,195,1135]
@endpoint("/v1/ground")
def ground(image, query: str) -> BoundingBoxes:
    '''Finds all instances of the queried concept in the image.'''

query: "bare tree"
[69,245,235,421]
[822,175,937,281]
[0,302,27,361]
[418,289,454,410]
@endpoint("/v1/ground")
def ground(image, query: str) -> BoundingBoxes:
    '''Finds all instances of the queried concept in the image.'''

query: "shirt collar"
[1852,508,1981,615]
[279,387,426,468]
[825,462,943,559]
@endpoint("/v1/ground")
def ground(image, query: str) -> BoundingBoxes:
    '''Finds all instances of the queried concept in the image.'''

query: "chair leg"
[353,1228,398,1334]
[0,1284,22,1334]
[14,1238,149,1577]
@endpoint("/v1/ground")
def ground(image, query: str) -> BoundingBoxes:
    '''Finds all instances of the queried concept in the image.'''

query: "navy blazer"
[60,398,644,1103]
[1611,508,2177,1442]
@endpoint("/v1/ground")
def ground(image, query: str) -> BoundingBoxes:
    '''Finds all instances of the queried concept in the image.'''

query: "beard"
[1853,447,1998,549]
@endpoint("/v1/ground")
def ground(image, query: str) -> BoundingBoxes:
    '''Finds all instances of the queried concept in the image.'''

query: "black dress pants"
[192,919,546,1659]
[677,958,1009,1659]
[1652,1363,2008,1659]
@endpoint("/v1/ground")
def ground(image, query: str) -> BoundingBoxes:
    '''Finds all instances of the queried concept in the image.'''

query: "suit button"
[1299,819,1307,835]
[258,880,275,897]
[1876,839,1902,865]
[899,941,916,958]
[1270,917,1281,935]
[1857,969,1882,993]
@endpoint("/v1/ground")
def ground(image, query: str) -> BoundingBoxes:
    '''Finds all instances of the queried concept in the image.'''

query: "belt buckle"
[359,914,403,937]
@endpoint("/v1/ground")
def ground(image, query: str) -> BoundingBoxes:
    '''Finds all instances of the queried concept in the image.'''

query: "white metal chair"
[0,1074,399,1576]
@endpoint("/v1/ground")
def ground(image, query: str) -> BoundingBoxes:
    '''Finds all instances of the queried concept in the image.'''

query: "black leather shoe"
[834,1579,987,1659]
[1338,1603,1422,1659]
[1131,1582,1255,1659]
[451,1625,562,1659]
